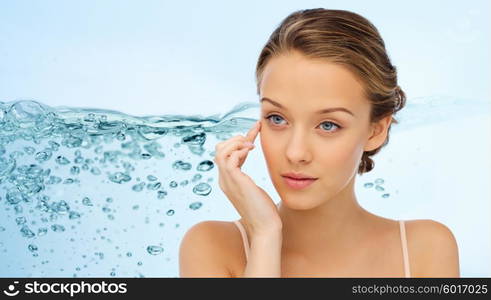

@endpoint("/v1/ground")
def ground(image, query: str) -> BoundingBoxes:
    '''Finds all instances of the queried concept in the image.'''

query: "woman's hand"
[214,120,282,234]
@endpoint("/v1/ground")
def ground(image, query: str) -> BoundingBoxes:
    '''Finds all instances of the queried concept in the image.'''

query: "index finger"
[245,120,261,144]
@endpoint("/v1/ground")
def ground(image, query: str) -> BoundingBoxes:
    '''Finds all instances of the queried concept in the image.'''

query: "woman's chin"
[279,195,320,211]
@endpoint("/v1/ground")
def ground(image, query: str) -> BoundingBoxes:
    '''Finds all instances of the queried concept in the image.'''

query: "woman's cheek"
[334,141,356,166]
[260,129,282,173]
[336,139,365,176]
[319,137,360,176]
[260,130,277,161]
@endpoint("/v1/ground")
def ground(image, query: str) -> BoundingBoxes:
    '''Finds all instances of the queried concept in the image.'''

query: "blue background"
[0,0,489,116]
[0,0,489,277]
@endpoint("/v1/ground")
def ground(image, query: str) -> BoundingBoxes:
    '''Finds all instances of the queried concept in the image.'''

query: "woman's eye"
[266,114,286,125]
[319,121,341,132]
[264,114,341,132]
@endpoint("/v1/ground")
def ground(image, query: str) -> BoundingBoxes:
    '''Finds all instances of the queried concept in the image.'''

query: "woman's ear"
[364,115,392,152]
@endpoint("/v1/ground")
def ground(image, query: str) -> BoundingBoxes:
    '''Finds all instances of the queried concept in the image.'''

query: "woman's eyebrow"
[260,97,355,117]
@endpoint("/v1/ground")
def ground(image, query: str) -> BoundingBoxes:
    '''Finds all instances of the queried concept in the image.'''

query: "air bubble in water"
[172,160,192,171]
[375,185,385,191]
[51,224,65,232]
[63,178,76,184]
[69,211,81,220]
[147,182,161,190]
[15,217,26,225]
[109,172,131,184]
[70,166,80,175]
[189,202,202,210]
[82,197,93,206]
[196,160,214,172]
[132,182,145,192]
[375,178,384,184]
[21,225,35,238]
[90,167,101,175]
[192,182,211,196]
[48,141,60,151]
[24,146,36,155]
[6,189,24,205]
[147,175,157,181]
[14,205,23,214]
[55,156,70,165]
[146,245,164,255]
[37,227,48,236]
[182,132,206,146]
[192,174,202,182]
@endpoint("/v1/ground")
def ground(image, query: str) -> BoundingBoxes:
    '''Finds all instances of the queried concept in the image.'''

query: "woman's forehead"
[260,54,366,105]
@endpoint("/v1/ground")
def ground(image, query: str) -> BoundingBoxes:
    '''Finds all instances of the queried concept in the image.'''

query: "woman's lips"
[282,176,317,190]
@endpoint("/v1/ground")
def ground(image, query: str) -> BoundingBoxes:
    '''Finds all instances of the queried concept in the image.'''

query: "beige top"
[233,219,411,278]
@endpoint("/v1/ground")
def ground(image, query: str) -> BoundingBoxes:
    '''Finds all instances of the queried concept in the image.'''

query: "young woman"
[179,8,460,277]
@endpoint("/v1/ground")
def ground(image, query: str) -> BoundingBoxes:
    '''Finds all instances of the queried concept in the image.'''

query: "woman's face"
[259,50,389,210]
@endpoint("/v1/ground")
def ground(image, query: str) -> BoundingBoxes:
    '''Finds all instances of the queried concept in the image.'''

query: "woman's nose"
[285,133,312,164]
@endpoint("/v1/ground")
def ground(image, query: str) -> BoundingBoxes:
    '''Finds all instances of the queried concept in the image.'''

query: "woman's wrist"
[249,222,283,238]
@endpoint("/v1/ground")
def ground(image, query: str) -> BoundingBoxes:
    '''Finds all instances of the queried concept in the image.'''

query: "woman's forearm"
[241,228,283,277]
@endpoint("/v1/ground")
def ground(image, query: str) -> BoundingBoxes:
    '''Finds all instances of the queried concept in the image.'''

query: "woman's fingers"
[243,121,260,145]
[215,135,245,151]
[214,120,260,169]
[215,140,253,192]
[215,120,260,151]
[227,143,254,171]
[215,139,248,167]
[214,136,245,161]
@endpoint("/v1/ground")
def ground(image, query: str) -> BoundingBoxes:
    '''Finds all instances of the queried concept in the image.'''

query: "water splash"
[0,99,260,277]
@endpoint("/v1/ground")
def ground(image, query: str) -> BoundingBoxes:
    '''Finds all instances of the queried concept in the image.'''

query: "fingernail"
[244,142,254,147]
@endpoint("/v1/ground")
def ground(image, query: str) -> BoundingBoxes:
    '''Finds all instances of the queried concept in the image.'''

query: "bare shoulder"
[179,220,242,277]
[405,219,460,277]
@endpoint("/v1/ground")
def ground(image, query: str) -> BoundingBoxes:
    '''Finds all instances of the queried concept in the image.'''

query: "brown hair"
[255,8,406,174]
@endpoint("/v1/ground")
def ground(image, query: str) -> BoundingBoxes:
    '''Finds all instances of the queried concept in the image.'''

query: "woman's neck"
[278,176,373,258]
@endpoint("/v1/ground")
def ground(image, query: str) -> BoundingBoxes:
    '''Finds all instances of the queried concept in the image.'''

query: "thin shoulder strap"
[234,220,249,261]
[399,220,411,278]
